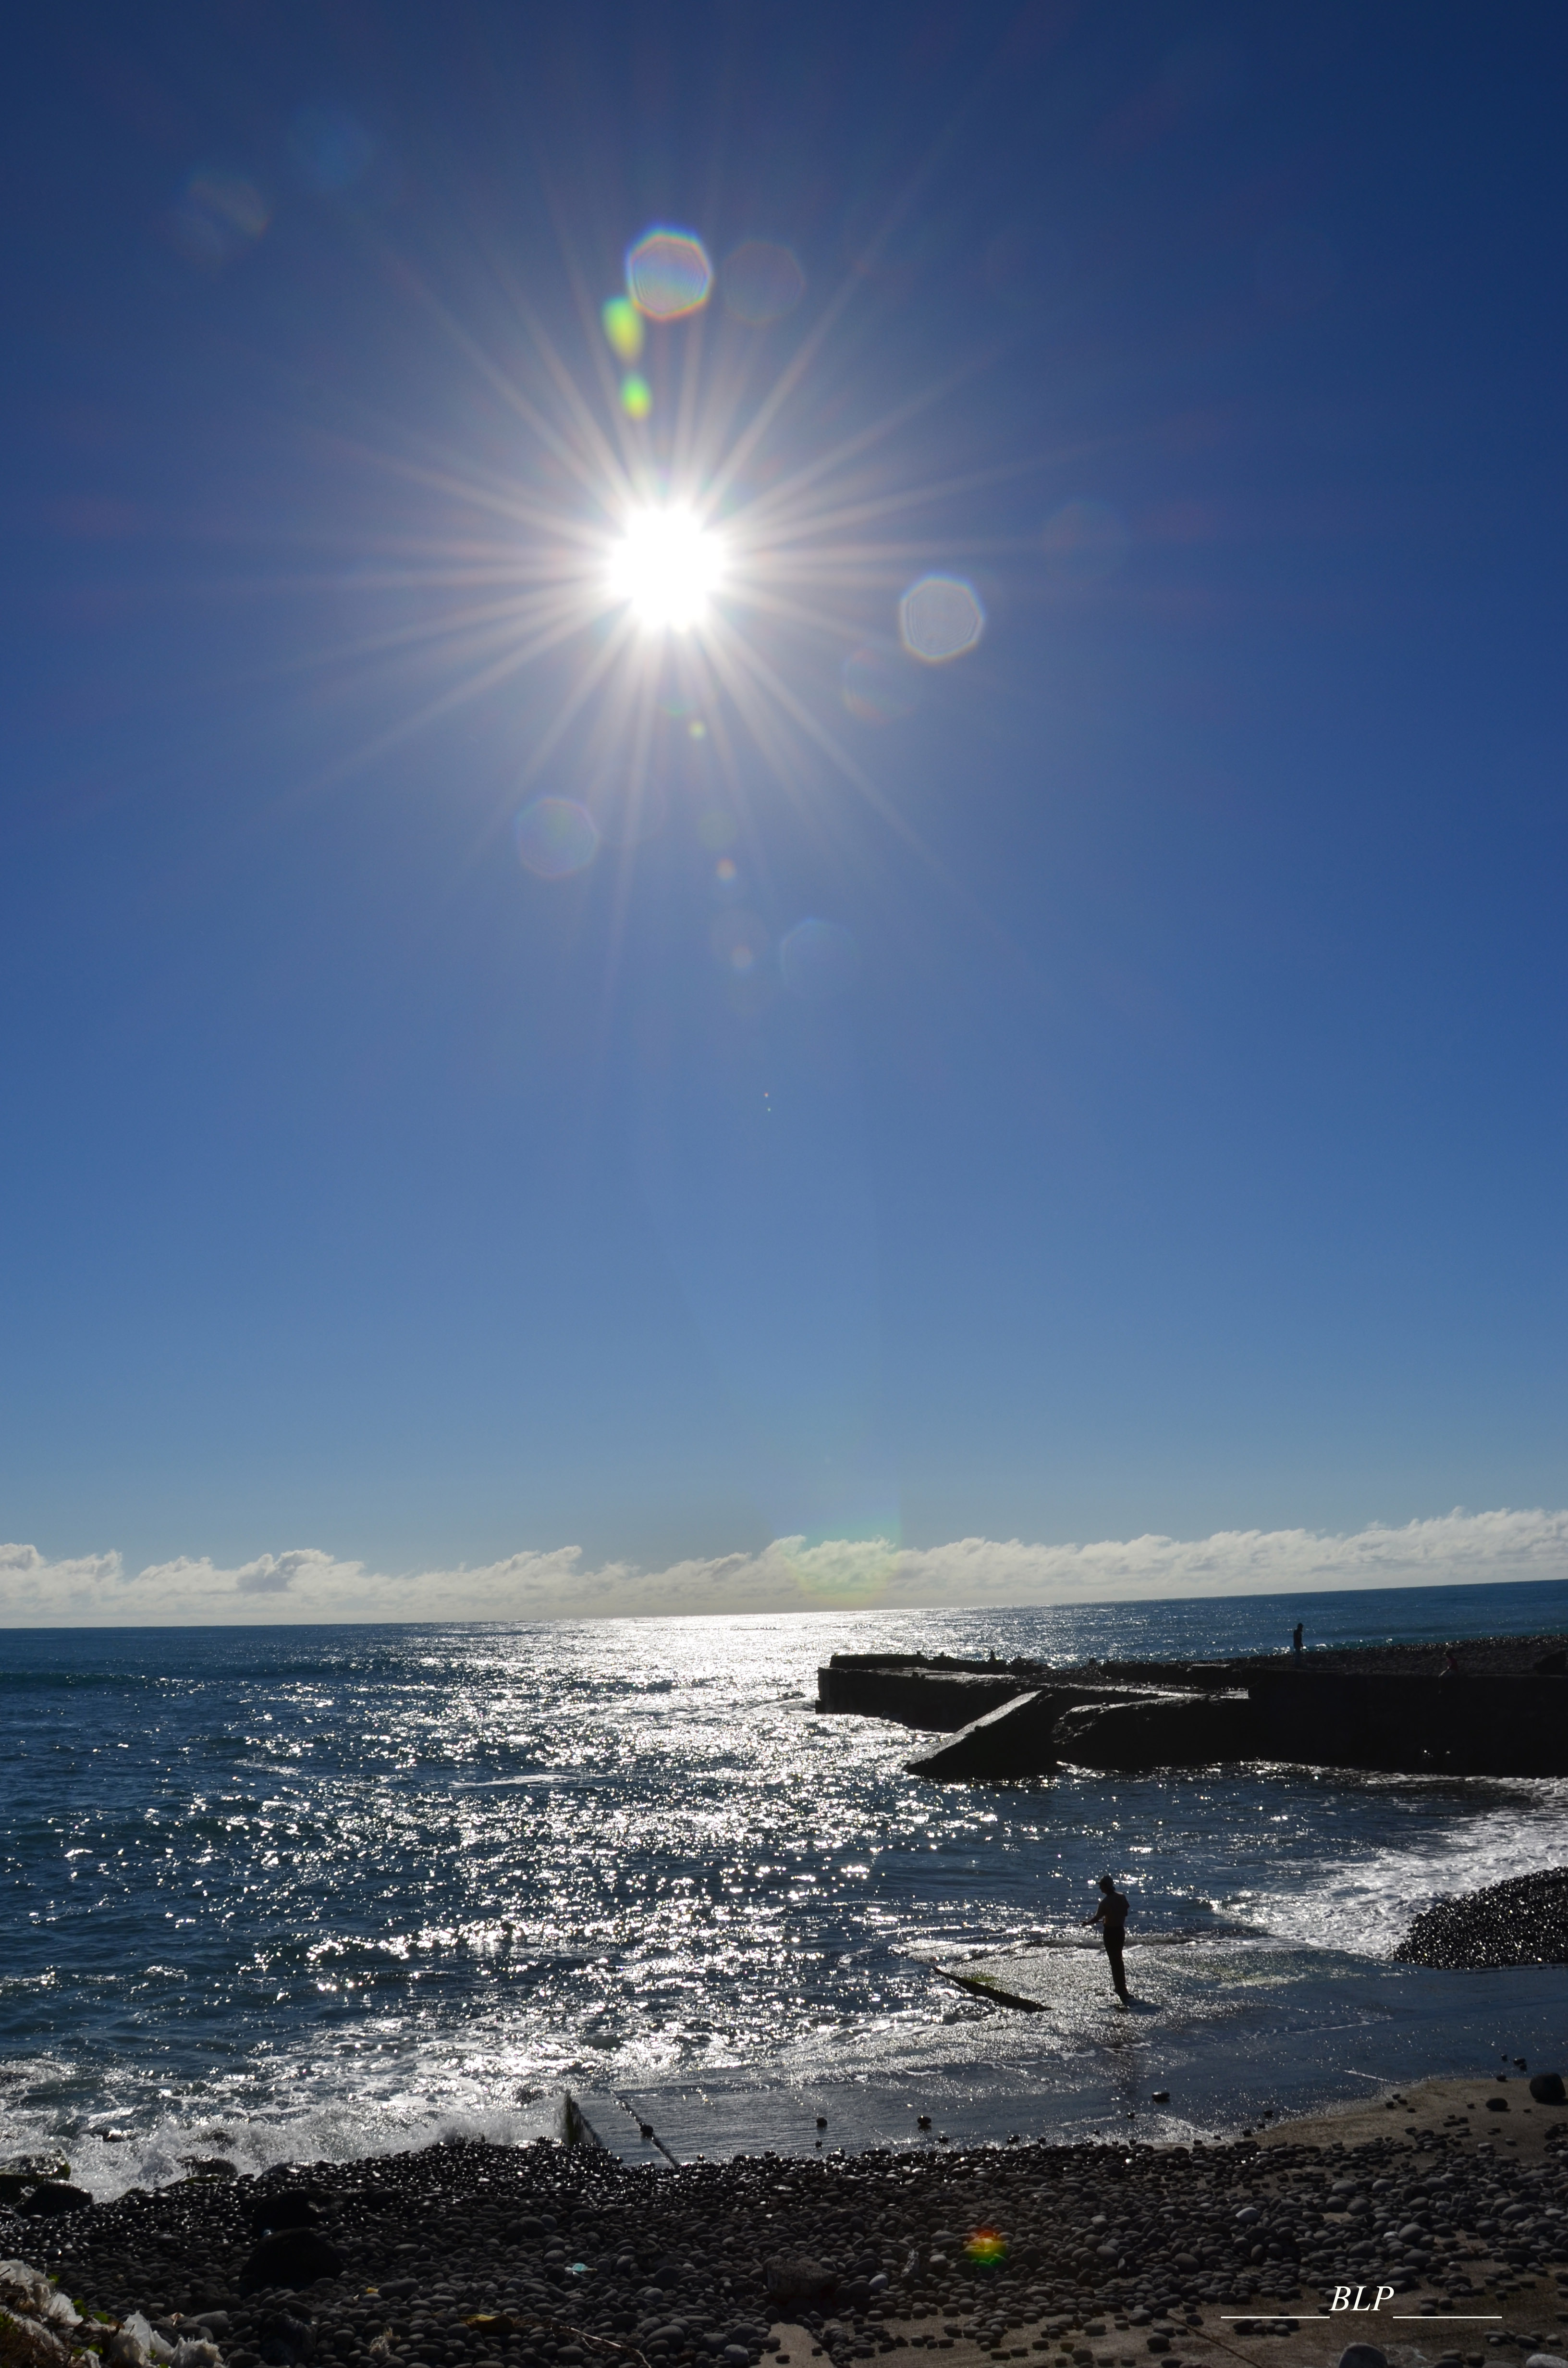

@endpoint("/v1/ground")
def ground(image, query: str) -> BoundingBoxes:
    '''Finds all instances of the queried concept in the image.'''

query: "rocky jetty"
[6,2109,1568,2368]
[1395,1869,1568,1970]
[819,1639,1568,1781]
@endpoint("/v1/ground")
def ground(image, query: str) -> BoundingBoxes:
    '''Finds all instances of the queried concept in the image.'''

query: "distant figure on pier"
[1291,1622,1303,1655]
[1083,1873,1130,2007]
[1442,1648,1462,1676]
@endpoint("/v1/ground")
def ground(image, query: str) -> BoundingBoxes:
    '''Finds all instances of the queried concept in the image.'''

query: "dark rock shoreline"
[10,2107,1568,2368]
[1394,1871,1568,1971]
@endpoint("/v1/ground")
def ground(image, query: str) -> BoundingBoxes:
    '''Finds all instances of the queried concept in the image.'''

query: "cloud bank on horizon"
[2,1505,1566,1626]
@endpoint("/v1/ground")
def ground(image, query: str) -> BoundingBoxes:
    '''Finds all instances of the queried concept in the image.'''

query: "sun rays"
[268,220,1053,881]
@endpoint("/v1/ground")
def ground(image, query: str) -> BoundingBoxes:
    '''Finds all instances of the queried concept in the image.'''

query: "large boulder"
[765,2253,838,2311]
[238,2228,344,2295]
[1393,1867,1568,1968]
[19,2181,94,2217]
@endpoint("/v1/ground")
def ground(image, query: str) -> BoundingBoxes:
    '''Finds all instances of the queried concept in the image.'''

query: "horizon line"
[2,1562,1566,1632]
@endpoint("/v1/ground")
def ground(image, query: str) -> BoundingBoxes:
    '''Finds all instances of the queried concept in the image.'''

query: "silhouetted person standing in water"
[1291,1622,1303,1654]
[1083,1874,1130,2007]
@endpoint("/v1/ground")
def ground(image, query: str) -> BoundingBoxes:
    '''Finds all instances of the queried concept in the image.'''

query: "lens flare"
[601,296,645,363]
[626,229,713,320]
[898,573,984,662]
[165,169,271,267]
[515,797,599,878]
[711,908,769,974]
[966,2228,1008,2268]
[778,1531,899,1605]
[608,506,724,631]
[313,207,1012,913]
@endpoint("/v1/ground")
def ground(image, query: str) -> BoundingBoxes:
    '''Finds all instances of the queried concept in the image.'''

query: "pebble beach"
[6,2078,1566,2368]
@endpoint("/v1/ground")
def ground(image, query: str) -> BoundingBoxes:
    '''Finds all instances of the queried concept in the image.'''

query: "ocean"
[5,1579,1568,2195]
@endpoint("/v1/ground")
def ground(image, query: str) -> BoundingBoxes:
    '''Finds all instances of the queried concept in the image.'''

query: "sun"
[606,504,725,633]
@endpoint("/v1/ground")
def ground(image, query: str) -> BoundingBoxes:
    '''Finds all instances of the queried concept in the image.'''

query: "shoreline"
[8,2076,1564,2368]
[19,1948,1568,2211]
[1257,2075,1565,2159]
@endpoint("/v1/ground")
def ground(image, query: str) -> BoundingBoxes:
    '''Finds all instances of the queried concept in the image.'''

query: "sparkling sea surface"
[5,1580,1568,2192]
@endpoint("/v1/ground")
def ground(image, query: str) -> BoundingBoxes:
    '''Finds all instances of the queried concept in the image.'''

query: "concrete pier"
[815,1639,1568,1779]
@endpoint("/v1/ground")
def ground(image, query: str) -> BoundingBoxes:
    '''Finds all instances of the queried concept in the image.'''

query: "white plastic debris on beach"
[0,2263,86,2368]
[0,2265,82,2333]
[104,2315,223,2368]
[107,2314,176,2368]
[0,2310,75,2368]
[0,2267,225,2368]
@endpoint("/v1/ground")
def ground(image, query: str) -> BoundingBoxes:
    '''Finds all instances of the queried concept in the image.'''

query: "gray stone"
[766,2256,837,2312]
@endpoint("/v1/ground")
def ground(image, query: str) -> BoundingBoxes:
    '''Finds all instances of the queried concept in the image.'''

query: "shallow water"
[4,1580,1566,2191]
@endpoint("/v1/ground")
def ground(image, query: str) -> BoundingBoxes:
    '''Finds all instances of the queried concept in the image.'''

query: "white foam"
[1237,1777,1568,1956]
[7,2086,562,2205]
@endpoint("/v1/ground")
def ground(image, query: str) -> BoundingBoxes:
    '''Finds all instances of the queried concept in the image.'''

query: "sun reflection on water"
[13,1603,1556,2188]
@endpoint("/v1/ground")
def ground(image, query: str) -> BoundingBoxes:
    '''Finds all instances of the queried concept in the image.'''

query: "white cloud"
[0,1505,1565,1626]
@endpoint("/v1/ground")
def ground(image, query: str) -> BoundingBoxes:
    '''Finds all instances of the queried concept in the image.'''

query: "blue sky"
[3,3,1566,1612]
